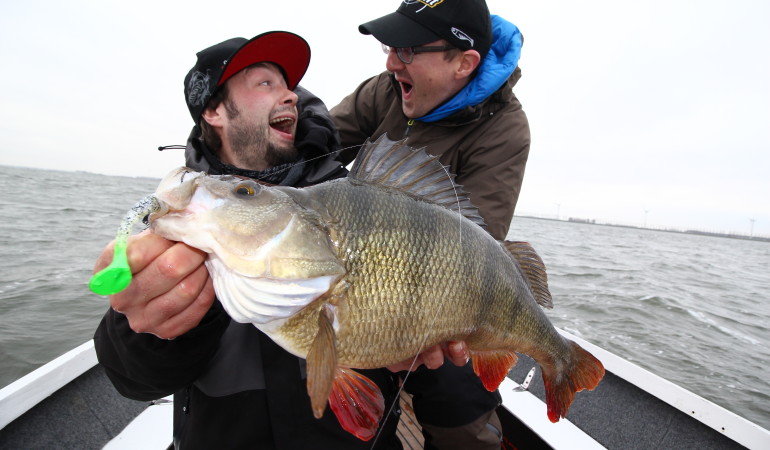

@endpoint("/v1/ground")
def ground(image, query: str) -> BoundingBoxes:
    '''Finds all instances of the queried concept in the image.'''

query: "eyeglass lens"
[381,44,414,64]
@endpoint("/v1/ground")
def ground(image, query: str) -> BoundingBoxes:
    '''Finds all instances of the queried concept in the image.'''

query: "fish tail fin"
[471,350,519,391]
[541,340,605,422]
[328,368,385,441]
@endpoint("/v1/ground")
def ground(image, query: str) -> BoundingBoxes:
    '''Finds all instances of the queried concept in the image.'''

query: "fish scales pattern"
[325,181,468,367]
[279,177,564,369]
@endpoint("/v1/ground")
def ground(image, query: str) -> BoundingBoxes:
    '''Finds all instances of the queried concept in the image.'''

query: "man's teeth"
[270,117,294,134]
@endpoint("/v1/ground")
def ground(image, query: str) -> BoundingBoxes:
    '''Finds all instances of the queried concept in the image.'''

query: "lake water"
[0,165,768,430]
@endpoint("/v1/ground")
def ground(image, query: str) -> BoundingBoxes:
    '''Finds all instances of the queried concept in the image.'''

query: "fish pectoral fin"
[502,241,553,309]
[306,303,338,419]
[328,367,385,441]
[470,350,519,391]
[541,340,605,422]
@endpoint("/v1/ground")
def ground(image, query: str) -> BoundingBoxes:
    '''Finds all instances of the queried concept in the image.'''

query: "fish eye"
[234,181,260,197]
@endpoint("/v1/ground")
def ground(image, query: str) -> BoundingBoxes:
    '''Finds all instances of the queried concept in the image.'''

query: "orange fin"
[502,241,553,309]
[541,340,605,422]
[306,304,338,419]
[470,350,518,391]
[328,367,385,441]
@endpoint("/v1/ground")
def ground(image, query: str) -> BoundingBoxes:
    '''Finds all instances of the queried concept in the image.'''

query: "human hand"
[386,341,470,372]
[94,230,215,339]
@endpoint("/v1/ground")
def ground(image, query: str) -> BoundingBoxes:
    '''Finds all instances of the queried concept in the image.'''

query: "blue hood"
[417,15,522,123]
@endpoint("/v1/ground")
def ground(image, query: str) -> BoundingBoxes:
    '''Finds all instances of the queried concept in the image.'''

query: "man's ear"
[201,105,225,128]
[456,50,481,79]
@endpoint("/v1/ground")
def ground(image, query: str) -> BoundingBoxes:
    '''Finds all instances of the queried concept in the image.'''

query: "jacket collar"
[183,127,346,187]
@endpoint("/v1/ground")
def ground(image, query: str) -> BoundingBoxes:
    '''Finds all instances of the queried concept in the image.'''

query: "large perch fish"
[91,136,604,441]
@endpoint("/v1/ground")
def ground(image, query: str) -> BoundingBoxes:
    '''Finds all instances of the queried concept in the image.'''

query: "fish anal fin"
[470,350,519,391]
[306,303,338,419]
[502,241,553,309]
[541,340,605,422]
[328,367,385,441]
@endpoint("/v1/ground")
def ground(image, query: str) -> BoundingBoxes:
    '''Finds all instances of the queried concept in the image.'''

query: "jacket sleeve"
[330,73,391,165]
[93,300,230,401]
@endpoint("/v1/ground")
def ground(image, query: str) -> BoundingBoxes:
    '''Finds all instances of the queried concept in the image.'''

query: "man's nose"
[385,48,406,72]
[282,88,299,105]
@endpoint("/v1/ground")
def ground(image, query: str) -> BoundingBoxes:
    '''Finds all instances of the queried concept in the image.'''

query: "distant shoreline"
[2,165,767,242]
[517,215,770,243]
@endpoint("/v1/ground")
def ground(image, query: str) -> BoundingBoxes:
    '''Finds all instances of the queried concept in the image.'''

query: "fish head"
[149,167,345,280]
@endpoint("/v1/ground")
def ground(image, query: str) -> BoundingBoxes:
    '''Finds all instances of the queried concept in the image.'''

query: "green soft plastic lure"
[88,195,162,296]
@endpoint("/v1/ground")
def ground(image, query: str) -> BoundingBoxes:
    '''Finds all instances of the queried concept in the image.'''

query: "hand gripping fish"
[90,135,605,441]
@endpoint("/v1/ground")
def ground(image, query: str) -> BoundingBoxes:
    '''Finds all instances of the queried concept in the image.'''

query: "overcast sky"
[1,0,768,236]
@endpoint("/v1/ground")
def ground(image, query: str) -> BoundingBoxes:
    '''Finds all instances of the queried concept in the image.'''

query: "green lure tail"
[89,195,162,296]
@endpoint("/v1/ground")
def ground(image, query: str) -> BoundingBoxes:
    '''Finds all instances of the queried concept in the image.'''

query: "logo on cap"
[451,27,474,47]
[405,0,444,9]
[187,71,212,108]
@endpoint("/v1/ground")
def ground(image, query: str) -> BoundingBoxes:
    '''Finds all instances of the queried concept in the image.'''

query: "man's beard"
[224,98,299,169]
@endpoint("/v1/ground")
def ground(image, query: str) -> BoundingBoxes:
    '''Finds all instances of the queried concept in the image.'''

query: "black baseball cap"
[184,31,310,124]
[359,0,492,58]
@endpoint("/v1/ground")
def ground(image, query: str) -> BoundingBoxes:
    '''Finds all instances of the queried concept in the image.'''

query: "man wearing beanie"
[93,31,403,449]
[332,0,531,448]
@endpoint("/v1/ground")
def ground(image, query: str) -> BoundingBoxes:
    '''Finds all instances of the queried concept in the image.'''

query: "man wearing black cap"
[93,31,404,449]
[332,0,531,448]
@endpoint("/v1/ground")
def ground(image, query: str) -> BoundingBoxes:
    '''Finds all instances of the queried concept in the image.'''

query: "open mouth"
[270,117,295,136]
[400,81,414,96]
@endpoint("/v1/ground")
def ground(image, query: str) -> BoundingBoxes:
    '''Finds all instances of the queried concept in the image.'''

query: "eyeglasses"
[381,43,455,64]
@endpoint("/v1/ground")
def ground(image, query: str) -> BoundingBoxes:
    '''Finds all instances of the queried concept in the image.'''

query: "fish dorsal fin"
[349,134,487,230]
[502,241,553,309]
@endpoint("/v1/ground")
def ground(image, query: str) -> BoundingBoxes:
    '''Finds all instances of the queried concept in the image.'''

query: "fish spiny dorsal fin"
[349,134,487,230]
[502,241,553,309]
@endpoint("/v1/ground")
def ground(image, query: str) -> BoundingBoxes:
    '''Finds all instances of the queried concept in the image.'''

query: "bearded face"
[203,63,300,172]
[223,97,299,169]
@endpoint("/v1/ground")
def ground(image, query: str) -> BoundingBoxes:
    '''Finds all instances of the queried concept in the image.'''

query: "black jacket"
[94,87,402,449]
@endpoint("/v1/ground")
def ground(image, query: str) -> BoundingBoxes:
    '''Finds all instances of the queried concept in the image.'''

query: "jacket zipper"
[183,386,191,414]
[404,119,415,138]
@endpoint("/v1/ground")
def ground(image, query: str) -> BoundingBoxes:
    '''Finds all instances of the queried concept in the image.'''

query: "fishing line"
[370,159,466,449]
[250,144,361,184]
[156,142,361,185]
[238,140,447,447]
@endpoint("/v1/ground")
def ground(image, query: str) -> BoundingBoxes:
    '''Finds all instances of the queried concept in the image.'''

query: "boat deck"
[2,338,769,449]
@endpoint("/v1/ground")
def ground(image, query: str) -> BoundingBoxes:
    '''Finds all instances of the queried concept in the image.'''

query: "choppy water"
[506,216,770,430]
[0,166,159,387]
[0,165,768,430]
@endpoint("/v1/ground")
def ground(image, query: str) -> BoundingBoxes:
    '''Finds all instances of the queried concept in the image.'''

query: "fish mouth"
[147,195,170,223]
[152,167,205,214]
